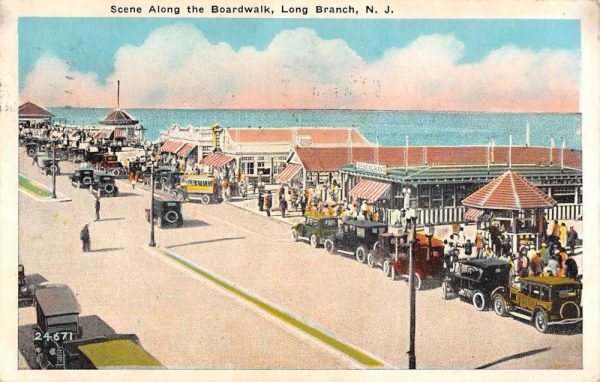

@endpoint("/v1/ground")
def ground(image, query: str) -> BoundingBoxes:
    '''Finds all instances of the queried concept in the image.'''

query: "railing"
[546,203,582,221]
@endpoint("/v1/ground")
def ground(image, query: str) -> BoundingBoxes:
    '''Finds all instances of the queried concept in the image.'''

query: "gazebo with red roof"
[462,169,557,253]
[19,102,54,130]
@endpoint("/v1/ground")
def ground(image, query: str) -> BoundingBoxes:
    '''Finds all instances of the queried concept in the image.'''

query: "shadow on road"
[167,236,246,249]
[96,217,125,222]
[475,347,551,369]
[88,247,124,253]
[18,315,117,370]
[115,192,140,198]
[181,219,211,228]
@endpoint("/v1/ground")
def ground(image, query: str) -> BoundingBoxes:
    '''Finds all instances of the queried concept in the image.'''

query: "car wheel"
[82,176,92,186]
[534,309,549,333]
[324,238,336,254]
[165,210,179,224]
[412,273,422,291]
[200,195,210,205]
[28,148,36,156]
[441,281,451,300]
[291,229,299,242]
[472,291,487,311]
[309,234,318,248]
[367,253,375,268]
[493,295,508,317]
[355,246,367,263]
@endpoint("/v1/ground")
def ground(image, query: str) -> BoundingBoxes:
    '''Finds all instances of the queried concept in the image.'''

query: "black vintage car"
[18,264,33,304]
[91,173,119,197]
[25,143,38,157]
[441,258,510,311]
[33,284,83,369]
[145,197,184,228]
[62,334,164,369]
[71,169,95,188]
[323,220,388,263]
[40,158,60,176]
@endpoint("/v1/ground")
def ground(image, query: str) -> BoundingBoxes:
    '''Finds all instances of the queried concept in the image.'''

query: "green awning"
[78,339,163,368]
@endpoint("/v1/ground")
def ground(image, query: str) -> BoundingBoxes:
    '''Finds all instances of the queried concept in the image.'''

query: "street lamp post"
[51,142,57,199]
[149,159,156,247]
[403,187,417,369]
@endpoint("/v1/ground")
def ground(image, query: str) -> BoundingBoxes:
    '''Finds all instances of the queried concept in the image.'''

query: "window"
[356,227,366,238]
[552,186,576,204]
[418,185,431,209]
[531,284,541,298]
[201,146,212,158]
[521,283,530,296]
[540,287,551,301]
[322,219,336,227]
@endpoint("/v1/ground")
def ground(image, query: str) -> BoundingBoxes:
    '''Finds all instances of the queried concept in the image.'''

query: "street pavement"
[18,153,582,369]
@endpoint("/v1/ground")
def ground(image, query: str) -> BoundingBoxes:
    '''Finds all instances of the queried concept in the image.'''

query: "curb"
[18,173,72,202]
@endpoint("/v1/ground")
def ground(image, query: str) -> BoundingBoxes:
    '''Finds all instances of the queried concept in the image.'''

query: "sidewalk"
[226,192,304,226]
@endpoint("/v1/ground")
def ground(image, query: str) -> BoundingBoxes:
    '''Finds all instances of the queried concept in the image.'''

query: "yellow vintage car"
[171,174,221,205]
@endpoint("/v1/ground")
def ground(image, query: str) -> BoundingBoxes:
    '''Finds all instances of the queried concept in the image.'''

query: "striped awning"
[349,179,390,202]
[113,128,126,139]
[201,152,234,168]
[93,129,114,139]
[177,143,196,158]
[464,208,484,221]
[160,140,185,154]
[275,164,302,183]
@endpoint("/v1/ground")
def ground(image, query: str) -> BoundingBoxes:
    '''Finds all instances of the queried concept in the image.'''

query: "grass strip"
[18,174,53,198]
[158,248,384,368]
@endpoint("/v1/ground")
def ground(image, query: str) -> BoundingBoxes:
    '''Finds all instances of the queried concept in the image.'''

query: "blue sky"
[19,18,580,89]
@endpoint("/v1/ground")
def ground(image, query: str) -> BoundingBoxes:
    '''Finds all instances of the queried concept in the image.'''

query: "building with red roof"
[19,102,54,131]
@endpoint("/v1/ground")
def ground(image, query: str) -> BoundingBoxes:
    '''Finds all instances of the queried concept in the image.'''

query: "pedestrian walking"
[558,248,568,277]
[539,243,549,266]
[544,255,560,276]
[549,219,560,244]
[95,197,101,221]
[531,252,543,276]
[80,224,91,252]
[559,222,567,248]
[32,151,38,166]
[564,253,579,279]
[258,191,264,212]
[265,191,272,217]
[516,252,530,278]
[475,232,484,258]
[464,239,473,258]
[300,193,307,216]
[280,197,287,218]
[567,226,579,255]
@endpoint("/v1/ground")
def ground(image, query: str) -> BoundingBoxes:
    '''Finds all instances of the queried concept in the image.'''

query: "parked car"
[158,169,184,193]
[62,334,164,369]
[71,169,95,188]
[18,264,33,304]
[172,174,221,204]
[25,143,38,157]
[97,153,126,176]
[145,197,184,228]
[491,276,582,333]
[441,258,510,311]
[368,231,444,289]
[39,158,60,176]
[323,220,388,263]
[91,173,119,197]
[291,212,338,248]
[33,284,83,369]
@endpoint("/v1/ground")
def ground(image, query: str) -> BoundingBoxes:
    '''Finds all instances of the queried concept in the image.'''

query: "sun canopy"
[201,152,235,169]
[78,339,163,369]
[349,179,390,202]
[464,208,484,221]
[275,164,302,183]
[462,170,557,210]
[160,140,185,154]
[176,143,195,158]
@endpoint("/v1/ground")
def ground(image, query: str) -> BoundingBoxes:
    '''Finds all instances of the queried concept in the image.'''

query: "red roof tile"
[18,102,54,118]
[462,170,557,210]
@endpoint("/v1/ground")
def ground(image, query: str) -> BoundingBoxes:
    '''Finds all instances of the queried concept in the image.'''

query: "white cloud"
[20,23,580,112]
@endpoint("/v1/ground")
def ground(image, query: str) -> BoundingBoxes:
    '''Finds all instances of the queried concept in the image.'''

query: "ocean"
[47,108,582,149]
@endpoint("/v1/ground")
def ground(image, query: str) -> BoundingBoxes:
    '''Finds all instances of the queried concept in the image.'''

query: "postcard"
[0,0,599,381]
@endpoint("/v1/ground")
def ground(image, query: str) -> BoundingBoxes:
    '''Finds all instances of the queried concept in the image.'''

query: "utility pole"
[403,187,417,369]
[51,143,57,199]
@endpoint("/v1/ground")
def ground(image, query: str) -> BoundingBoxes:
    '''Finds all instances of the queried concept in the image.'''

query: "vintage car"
[145,197,184,228]
[97,153,126,176]
[171,174,221,204]
[291,212,338,248]
[62,334,164,369]
[71,169,95,188]
[18,264,33,304]
[91,173,119,197]
[158,168,184,193]
[33,284,83,369]
[39,158,60,176]
[441,258,510,311]
[323,220,388,263]
[25,143,38,157]
[368,231,445,289]
[491,276,582,333]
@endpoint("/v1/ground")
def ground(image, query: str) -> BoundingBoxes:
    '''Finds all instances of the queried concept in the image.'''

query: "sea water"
[47,108,582,149]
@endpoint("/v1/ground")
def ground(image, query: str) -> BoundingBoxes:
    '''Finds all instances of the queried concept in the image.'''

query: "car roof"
[78,339,164,369]
[520,276,581,286]
[35,284,80,316]
[344,220,388,228]
[459,258,509,268]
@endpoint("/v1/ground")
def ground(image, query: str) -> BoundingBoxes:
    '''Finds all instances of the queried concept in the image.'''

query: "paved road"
[18,153,582,369]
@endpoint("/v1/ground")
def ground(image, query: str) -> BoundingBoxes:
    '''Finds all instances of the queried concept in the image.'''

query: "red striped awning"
[275,164,302,183]
[464,208,484,221]
[200,152,234,168]
[113,128,125,139]
[160,140,185,154]
[349,179,390,202]
[177,143,196,158]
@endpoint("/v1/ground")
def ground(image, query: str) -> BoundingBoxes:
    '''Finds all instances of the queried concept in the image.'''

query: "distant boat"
[64,105,73,109]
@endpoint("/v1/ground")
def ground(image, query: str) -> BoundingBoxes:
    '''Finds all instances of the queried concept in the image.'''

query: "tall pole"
[149,161,156,247]
[508,134,512,169]
[404,135,409,175]
[51,144,57,199]
[407,215,417,369]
